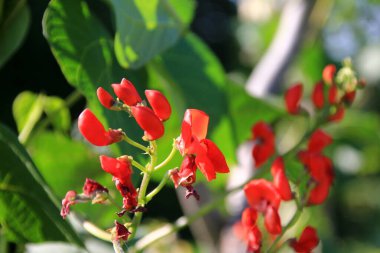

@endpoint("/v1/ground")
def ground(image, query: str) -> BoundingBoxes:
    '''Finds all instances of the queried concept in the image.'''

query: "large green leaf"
[0,0,30,68]
[0,124,82,245]
[43,0,147,156]
[111,0,195,69]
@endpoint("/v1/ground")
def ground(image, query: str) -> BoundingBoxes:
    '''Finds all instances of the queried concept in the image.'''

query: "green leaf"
[225,81,284,145]
[43,0,146,156]
[43,96,71,132]
[0,123,82,245]
[111,0,195,69]
[0,0,30,68]
[12,91,44,144]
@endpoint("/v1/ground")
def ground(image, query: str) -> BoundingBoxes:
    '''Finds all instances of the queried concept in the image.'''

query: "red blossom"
[60,190,77,219]
[174,109,229,185]
[234,208,262,253]
[244,179,282,235]
[307,129,332,153]
[285,83,303,114]
[78,109,123,146]
[97,87,115,109]
[131,105,164,140]
[312,81,325,109]
[99,155,132,185]
[271,157,292,201]
[290,226,319,253]
[100,155,138,210]
[170,155,197,188]
[113,221,131,241]
[251,121,275,168]
[342,90,356,105]
[322,64,336,85]
[112,78,142,106]
[145,90,172,121]
[83,178,108,196]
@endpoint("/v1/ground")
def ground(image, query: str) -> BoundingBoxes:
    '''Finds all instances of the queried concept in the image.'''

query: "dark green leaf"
[111,0,195,69]
[0,0,30,68]
[0,124,82,245]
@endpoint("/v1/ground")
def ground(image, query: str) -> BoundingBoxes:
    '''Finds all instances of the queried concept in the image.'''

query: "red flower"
[100,155,138,210]
[97,87,115,109]
[312,81,324,109]
[131,106,164,141]
[78,109,123,146]
[60,190,77,219]
[285,83,303,114]
[343,91,356,105]
[113,221,131,241]
[174,109,229,183]
[100,155,133,185]
[170,155,197,188]
[271,157,292,201]
[298,152,334,205]
[244,179,282,235]
[307,129,332,153]
[329,106,345,122]
[112,78,142,106]
[322,64,336,85]
[145,90,172,121]
[251,121,275,168]
[83,178,108,196]
[290,226,319,253]
[234,208,262,253]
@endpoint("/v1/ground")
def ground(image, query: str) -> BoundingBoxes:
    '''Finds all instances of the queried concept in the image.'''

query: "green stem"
[266,205,303,253]
[133,192,225,252]
[131,160,148,174]
[123,135,148,153]
[83,221,112,242]
[145,172,170,203]
[129,141,157,240]
[113,241,126,253]
[154,140,177,171]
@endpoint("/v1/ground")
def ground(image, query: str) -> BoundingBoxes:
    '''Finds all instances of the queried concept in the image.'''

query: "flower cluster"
[236,62,362,252]
[170,109,230,199]
[61,78,230,248]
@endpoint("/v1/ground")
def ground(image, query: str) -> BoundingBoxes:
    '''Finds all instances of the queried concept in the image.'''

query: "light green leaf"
[43,96,71,132]
[111,0,195,69]
[0,124,82,245]
[12,91,44,144]
[0,0,30,68]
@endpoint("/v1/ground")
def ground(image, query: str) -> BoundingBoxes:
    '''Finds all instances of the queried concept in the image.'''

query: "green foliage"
[112,0,195,69]
[0,124,82,245]
[0,0,30,69]
[43,0,146,157]
[13,91,71,137]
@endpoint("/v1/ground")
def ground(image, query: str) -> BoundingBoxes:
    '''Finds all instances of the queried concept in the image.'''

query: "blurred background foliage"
[0,0,379,252]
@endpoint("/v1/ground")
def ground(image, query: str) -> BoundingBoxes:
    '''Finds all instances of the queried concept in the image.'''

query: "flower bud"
[78,109,123,146]
[329,106,345,122]
[60,190,77,219]
[112,78,142,106]
[284,83,303,114]
[312,81,324,109]
[145,90,172,121]
[97,87,116,109]
[131,106,164,140]
[113,221,131,241]
[322,64,336,85]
